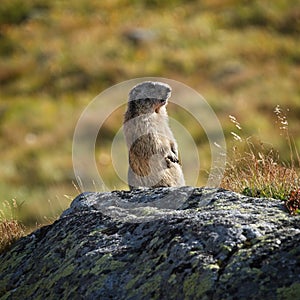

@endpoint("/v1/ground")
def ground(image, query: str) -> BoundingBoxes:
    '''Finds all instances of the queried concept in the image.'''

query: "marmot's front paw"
[165,154,179,168]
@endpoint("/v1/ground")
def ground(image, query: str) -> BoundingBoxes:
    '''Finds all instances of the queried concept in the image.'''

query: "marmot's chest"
[139,114,172,136]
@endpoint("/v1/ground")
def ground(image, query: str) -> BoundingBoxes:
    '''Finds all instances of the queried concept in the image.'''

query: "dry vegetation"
[0,0,300,253]
[0,200,25,253]
[221,107,300,208]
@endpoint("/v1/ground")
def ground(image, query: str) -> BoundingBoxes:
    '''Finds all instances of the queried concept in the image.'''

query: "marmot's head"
[127,81,171,116]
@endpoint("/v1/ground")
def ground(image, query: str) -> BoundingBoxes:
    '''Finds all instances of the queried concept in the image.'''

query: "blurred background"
[0,0,299,229]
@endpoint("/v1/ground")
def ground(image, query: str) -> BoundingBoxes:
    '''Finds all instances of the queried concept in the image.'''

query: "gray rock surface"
[0,187,300,299]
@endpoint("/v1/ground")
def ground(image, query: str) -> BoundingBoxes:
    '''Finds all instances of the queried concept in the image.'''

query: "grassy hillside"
[1,0,300,230]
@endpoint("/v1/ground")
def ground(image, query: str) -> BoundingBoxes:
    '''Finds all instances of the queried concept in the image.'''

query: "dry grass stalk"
[221,107,300,204]
[0,200,25,254]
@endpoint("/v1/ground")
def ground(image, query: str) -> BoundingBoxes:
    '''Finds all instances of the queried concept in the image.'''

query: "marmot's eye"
[160,99,166,104]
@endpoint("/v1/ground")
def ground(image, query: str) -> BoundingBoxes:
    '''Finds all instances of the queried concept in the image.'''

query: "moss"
[167,273,177,284]
[140,274,162,299]
[149,236,160,247]
[50,263,75,283]
[125,275,140,293]
[183,272,213,299]
[126,273,162,299]
[277,283,300,300]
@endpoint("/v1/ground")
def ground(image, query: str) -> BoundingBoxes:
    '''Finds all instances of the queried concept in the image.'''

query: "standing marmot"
[123,81,185,189]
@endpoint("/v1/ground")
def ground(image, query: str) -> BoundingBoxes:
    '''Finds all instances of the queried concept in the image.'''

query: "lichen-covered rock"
[0,187,299,299]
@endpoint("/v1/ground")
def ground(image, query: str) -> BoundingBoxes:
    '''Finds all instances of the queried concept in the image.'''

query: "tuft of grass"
[286,188,300,215]
[221,107,300,213]
[222,142,298,200]
[0,200,25,254]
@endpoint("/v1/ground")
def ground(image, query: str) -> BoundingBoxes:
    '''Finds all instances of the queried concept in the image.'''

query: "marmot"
[123,81,185,189]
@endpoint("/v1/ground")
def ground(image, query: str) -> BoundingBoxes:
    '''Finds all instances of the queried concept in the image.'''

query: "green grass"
[0,0,300,251]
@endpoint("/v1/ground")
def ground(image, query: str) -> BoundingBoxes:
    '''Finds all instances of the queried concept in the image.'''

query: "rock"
[122,28,156,46]
[0,187,299,299]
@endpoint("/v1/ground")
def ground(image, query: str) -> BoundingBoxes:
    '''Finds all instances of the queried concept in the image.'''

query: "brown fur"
[123,96,185,189]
